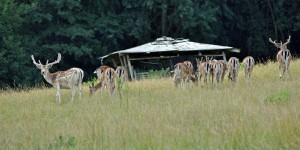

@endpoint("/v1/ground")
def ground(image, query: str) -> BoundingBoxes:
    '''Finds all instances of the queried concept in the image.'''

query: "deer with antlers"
[228,57,239,85]
[242,56,255,83]
[31,53,84,103]
[269,36,292,79]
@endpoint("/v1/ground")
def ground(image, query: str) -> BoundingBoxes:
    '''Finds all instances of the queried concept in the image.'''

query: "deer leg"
[279,65,283,79]
[78,83,82,100]
[56,83,61,104]
[69,84,75,102]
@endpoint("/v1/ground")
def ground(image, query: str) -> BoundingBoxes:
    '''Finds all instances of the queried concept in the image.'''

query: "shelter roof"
[101,36,237,59]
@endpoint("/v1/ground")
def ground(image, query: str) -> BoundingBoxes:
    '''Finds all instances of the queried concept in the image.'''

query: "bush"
[265,89,291,104]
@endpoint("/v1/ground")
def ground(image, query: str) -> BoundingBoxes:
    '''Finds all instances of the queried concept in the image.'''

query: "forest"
[0,0,299,88]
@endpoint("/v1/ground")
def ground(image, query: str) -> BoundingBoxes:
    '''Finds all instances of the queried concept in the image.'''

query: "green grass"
[1,59,300,149]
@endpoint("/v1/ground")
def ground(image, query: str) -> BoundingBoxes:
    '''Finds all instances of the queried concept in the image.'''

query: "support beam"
[111,58,117,67]
[119,55,124,67]
[126,54,134,81]
[222,51,227,62]
[122,55,127,67]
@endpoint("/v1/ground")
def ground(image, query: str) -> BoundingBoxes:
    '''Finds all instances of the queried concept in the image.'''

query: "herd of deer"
[173,36,292,88]
[31,36,292,103]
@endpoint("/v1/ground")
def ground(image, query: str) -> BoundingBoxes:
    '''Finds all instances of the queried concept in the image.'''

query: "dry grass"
[1,59,300,149]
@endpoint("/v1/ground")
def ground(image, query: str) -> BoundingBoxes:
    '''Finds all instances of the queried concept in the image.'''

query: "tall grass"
[1,60,300,149]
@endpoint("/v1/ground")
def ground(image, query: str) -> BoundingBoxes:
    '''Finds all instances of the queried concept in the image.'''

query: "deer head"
[31,53,61,76]
[269,36,291,50]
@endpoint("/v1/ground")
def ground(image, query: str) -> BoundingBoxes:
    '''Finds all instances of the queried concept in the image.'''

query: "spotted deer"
[89,82,103,96]
[103,67,117,96]
[31,53,84,103]
[218,60,227,83]
[211,60,224,88]
[94,65,111,80]
[90,65,110,95]
[173,62,191,88]
[269,36,292,79]
[196,57,211,86]
[228,57,239,85]
[115,66,128,89]
[242,56,255,82]
[183,60,198,85]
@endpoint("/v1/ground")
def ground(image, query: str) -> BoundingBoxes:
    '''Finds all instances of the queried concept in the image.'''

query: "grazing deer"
[31,53,84,103]
[196,57,211,86]
[173,62,191,88]
[269,36,292,79]
[228,57,239,85]
[242,56,255,82]
[103,67,117,96]
[94,65,111,80]
[115,66,128,89]
[90,65,112,95]
[211,61,223,88]
[218,60,227,83]
[89,82,103,96]
[183,60,198,85]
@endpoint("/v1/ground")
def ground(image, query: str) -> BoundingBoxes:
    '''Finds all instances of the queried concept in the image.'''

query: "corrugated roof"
[101,37,235,59]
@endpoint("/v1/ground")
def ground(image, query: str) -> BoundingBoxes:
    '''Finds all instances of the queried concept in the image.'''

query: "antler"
[269,37,281,48]
[31,55,42,68]
[46,53,61,66]
[283,36,291,46]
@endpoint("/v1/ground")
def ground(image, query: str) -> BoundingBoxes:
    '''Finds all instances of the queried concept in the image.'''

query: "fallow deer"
[90,65,111,95]
[218,60,227,83]
[31,53,84,103]
[228,57,239,85]
[173,62,191,88]
[115,66,128,89]
[196,57,211,86]
[94,65,111,80]
[103,67,117,96]
[242,56,255,82]
[89,82,103,96]
[211,60,224,88]
[183,60,198,85]
[269,36,292,79]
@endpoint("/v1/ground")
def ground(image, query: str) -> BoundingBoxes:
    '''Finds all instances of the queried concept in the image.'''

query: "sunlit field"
[1,59,300,149]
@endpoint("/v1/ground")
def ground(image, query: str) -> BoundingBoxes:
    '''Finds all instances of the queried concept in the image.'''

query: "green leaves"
[1,0,300,87]
[265,89,292,104]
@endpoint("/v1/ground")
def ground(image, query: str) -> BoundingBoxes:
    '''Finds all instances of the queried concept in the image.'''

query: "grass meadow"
[1,59,300,149]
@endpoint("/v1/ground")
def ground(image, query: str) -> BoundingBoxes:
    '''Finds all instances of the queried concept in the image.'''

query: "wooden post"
[111,58,117,67]
[222,51,227,62]
[119,55,124,67]
[122,55,127,67]
[126,54,134,81]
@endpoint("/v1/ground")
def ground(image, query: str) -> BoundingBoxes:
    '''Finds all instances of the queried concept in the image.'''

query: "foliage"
[147,68,170,79]
[0,0,300,87]
[265,88,291,104]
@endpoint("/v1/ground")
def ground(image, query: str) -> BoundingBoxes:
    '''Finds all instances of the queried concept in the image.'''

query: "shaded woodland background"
[1,0,299,88]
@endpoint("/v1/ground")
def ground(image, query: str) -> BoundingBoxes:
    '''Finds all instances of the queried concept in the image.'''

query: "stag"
[269,36,292,79]
[31,53,84,103]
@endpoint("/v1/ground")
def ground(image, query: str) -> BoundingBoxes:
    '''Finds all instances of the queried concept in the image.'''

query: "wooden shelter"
[100,36,239,80]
